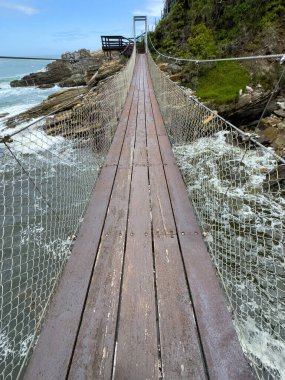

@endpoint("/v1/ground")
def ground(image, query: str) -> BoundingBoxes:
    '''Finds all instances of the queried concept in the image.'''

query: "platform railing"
[0,48,136,379]
[147,51,285,380]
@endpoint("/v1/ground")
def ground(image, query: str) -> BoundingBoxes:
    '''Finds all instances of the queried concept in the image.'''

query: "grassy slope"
[196,62,249,104]
[151,0,285,105]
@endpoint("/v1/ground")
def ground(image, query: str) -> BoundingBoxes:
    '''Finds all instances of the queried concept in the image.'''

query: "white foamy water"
[173,131,285,379]
[0,82,62,132]
[0,134,101,376]
[11,128,65,154]
[0,58,62,133]
[0,59,104,378]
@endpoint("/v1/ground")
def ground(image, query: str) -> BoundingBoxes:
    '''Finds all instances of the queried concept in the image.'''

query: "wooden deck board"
[114,166,159,379]
[68,166,132,380]
[145,79,207,379]
[114,58,158,379]
[145,58,254,380]
[24,54,254,380]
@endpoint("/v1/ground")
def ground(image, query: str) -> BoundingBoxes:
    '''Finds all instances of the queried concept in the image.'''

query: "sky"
[0,0,163,57]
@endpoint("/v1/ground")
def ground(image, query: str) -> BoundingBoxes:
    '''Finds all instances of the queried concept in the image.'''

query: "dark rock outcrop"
[221,91,278,127]
[10,60,72,87]
[5,54,127,133]
[10,49,104,89]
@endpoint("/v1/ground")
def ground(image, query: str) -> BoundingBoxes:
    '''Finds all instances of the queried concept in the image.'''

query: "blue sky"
[0,0,163,56]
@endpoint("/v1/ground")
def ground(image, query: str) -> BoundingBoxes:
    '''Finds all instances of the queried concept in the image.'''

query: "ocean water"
[0,59,62,133]
[173,132,285,379]
[0,59,102,377]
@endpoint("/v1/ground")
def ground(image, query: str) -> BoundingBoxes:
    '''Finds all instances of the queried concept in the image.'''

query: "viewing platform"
[101,36,134,57]
[24,55,254,379]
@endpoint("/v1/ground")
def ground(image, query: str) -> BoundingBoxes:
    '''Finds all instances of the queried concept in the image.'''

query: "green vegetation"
[151,0,285,105]
[187,23,217,59]
[196,62,249,104]
[153,0,285,56]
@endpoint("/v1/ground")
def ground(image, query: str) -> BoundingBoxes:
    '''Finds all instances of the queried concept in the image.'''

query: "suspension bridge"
[1,16,285,380]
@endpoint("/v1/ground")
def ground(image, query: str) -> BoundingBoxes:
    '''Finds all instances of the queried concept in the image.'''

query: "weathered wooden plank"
[24,59,140,380]
[68,167,132,380]
[149,165,207,379]
[133,67,147,166]
[67,58,143,379]
[114,166,159,380]
[149,163,175,236]
[143,80,162,168]
[146,60,254,379]
[24,165,117,380]
[113,58,158,379]
[154,236,207,380]
[118,88,138,167]
[106,60,140,167]
[145,86,207,377]
[105,85,135,166]
[133,107,147,165]
[145,68,176,166]
[163,163,254,380]
[145,72,167,137]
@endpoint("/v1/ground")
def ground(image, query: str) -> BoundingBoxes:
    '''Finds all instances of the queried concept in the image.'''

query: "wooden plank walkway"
[24,55,255,380]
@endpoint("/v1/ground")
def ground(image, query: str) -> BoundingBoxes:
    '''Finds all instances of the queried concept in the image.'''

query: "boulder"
[168,63,182,74]
[277,101,285,110]
[0,112,9,118]
[59,74,86,87]
[259,116,280,129]
[158,63,169,72]
[169,73,183,82]
[222,91,278,127]
[84,64,100,82]
[274,109,285,118]
[61,49,92,61]
[277,122,285,130]
[237,94,252,108]
[257,116,285,155]
[273,134,285,153]
[93,59,124,83]
[260,125,278,142]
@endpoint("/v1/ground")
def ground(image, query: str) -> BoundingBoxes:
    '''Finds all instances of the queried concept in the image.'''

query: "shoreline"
[0,49,126,135]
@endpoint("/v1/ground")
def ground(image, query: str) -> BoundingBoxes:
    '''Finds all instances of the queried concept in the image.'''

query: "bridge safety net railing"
[0,49,136,379]
[147,51,285,380]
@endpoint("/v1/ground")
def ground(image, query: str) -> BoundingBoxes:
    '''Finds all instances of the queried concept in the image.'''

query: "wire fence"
[0,48,136,379]
[147,51,285,380]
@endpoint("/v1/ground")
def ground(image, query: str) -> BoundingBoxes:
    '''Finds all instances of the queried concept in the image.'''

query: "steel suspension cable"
[147,33,285,63]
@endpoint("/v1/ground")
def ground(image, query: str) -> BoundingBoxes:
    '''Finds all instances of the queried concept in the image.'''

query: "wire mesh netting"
[0,49,136,379]
[147,52,285,380]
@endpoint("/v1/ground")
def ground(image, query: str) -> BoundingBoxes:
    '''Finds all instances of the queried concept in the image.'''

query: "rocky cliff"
[151,0,285,156]
[6,50,126,130]
[10,49,103,88]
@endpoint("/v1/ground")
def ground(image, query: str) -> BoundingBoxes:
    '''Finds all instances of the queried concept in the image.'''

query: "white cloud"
[0,1,39,15]
[134,0,164,18]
